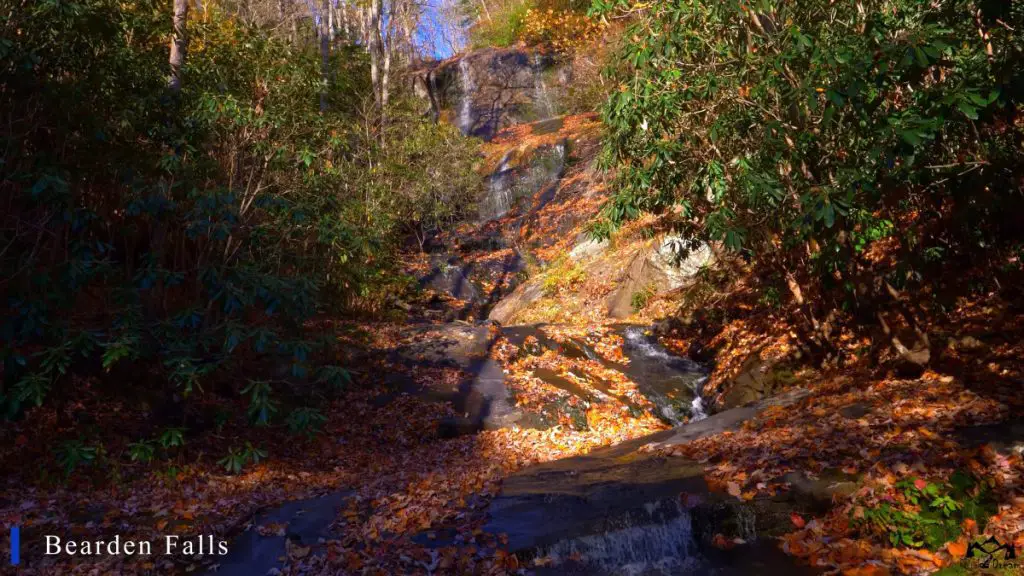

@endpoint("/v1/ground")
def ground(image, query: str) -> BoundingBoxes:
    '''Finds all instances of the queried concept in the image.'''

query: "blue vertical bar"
[10,526,19,565]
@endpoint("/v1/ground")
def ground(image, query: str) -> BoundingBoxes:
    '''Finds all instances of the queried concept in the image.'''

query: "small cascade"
[482,150,515,221]
[621,327,708,424]
[478,142,566,222]
[542,509,702,575]
[457,57,475,135]
[532,52,556,119]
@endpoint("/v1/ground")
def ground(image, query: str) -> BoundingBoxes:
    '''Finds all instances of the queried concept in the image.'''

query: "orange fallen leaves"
[945,539,967,561]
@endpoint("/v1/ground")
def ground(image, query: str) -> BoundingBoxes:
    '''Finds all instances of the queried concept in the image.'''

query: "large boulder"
[487,279,544,324]
[605,237,714,318]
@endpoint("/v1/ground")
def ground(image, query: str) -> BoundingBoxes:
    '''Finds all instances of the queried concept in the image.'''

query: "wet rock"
[209,492,350,576]
[648,388,810,451]
[437,415,482,438]
[839,402,871,420]
[618,326,706,424]
[420,256,479,302]
[480,140,567,223]
[482,394,823,575]
[956,419,1024,456]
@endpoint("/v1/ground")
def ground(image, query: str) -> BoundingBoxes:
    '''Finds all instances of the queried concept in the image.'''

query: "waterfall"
[482,150,515,221]
[532,53,556,119]
[542,510,702,575]
[479,143,565,222]
[457,58,474,135]
[690,388,707,422]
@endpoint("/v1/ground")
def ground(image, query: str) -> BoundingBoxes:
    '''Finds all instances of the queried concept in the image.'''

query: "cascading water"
[621,327,708,423]
[532,52,556,119]
[479,142,566,222]
[543,511,702,575]
[457,58,475,135]
[485,150,515,219]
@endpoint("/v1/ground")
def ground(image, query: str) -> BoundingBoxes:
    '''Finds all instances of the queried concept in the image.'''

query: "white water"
[484,150,515,219]
[458,58,475,135]
[543,512,702,575]
[622,327,675,362]
[690,394,707,422]
[532,53,556,118]
[480,143,566,222]
[622,327,707,422]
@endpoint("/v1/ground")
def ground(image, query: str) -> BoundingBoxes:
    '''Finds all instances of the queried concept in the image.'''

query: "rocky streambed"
[208,317,831,575]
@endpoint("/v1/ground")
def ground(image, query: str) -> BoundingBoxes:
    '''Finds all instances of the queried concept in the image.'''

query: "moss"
[541,256,586,296]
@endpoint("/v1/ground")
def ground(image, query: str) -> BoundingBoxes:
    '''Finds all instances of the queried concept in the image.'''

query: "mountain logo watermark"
[964,536,1018,569]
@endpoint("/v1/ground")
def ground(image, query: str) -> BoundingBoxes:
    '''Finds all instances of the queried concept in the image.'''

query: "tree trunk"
[368,0,382,109]
[360,4,368,46]
[319,0,330,112]
[328,0,335,39]
[381,29,391,109]
[168,0,189,94]
[340,0,350,39]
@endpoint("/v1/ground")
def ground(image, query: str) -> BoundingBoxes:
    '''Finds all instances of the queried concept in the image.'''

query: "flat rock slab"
[390,323,494,369]
[484,430,698,553]
[649,387,810,450]
[207,491,350,576]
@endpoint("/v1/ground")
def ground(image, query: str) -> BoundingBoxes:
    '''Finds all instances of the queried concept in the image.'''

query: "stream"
[206,321,820,575]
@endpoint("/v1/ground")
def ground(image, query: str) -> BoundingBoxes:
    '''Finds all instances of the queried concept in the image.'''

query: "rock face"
[421,255,480,302]
[414,48,570,141]
[388,323,522,433]
[605,237,714,319]
[487,280,544,324]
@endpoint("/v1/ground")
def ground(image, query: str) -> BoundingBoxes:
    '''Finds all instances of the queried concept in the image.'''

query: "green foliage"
[128,440,156,464]
[541,257,587,295]
[55,440,98,477]
[286,407,328,438]
[316,365,352,392]
[368,107,483,248]
[128,427,185,467]
[470,0,533,48]
[592,0,1024,321]
[630,285,655,312]
[0,1,479,420]
[241,380,278,426]
[157,427,186,450]
[853,472,996,550]
[218,442,267,474]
